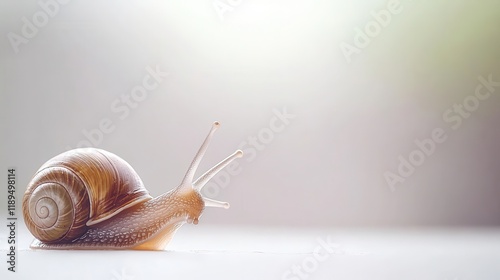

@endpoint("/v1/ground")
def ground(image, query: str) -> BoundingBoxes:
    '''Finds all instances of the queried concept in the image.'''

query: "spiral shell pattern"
[23,167,90,243]
[22,148,152,244]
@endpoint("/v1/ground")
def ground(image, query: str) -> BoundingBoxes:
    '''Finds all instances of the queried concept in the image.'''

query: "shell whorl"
[22,148,152,244]
[23,167,90,243]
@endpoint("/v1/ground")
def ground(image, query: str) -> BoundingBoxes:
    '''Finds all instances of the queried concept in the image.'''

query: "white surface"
[2,225,500,280]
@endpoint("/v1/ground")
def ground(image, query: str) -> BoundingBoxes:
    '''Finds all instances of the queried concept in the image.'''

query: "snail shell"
[22,148,152,243]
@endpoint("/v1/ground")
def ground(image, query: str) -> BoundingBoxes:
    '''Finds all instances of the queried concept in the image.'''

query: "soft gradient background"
[1,0,500,232]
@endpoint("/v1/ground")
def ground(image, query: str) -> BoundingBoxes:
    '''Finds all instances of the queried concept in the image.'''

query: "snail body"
[22,122,242,250]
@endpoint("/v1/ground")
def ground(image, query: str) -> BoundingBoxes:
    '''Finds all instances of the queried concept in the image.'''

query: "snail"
[22,122,243,250]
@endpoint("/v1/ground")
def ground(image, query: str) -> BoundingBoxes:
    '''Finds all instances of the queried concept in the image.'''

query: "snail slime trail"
[6,168,17,272]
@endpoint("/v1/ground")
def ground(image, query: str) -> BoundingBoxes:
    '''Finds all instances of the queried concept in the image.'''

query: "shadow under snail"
[22,122,243,250]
